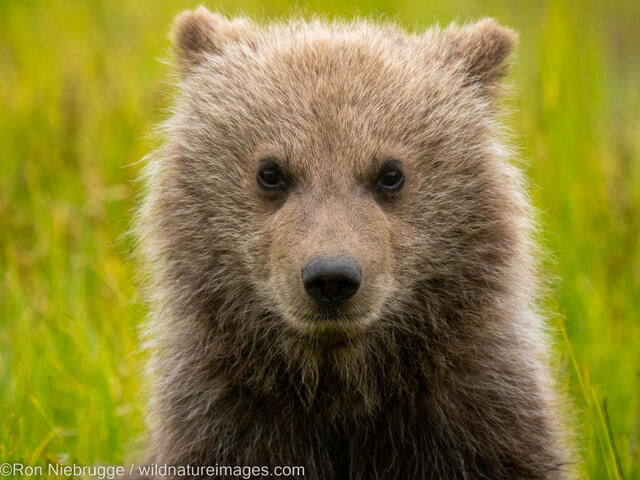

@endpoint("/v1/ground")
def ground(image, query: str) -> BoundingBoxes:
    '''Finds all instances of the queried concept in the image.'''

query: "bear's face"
[153,9,519,339]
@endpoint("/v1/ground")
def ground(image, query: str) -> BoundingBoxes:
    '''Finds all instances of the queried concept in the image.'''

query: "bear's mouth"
[311,304,357,322]
[290,305,372,339]
[296,299,367,325]
[274,284,379,336]
[295,319,366,349]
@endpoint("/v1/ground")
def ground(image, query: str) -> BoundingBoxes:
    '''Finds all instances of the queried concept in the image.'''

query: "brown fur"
[134,7,573,479]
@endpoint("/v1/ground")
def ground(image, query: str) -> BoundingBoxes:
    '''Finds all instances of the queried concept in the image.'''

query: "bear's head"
[143,8,527,347]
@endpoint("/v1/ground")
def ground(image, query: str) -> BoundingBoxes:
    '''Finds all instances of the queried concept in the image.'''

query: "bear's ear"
[439,18,517,95]
[171,6,255,77]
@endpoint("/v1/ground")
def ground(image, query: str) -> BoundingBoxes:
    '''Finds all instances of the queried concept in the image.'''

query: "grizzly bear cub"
[135,7,572,479]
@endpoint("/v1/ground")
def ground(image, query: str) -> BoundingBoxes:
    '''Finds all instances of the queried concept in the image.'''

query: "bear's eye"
[375,162,404,192]
[257,161,287,191]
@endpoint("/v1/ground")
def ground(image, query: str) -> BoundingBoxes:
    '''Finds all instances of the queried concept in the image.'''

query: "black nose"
[301,257,361,303]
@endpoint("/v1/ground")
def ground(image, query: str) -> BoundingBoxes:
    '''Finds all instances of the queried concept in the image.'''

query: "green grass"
[1,0,639,478]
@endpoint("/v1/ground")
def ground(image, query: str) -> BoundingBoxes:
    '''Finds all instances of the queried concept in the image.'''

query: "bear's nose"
[301,257,361,303]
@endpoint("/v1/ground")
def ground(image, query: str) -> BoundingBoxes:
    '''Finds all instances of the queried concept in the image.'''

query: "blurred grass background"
[1,0,639,478]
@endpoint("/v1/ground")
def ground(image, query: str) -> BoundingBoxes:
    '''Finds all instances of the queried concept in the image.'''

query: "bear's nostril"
[301,257,361,303]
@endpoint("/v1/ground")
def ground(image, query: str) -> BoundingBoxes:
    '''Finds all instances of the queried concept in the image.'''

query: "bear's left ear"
[438,18,517,95]
[171,6,255,77]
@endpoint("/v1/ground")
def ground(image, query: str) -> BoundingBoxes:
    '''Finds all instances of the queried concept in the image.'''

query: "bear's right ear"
[171,6,255,77]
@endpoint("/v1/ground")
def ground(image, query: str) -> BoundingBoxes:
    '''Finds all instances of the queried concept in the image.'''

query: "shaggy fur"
[134,7,572,479]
